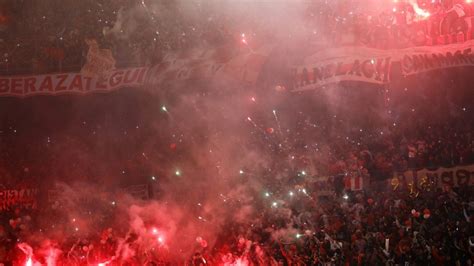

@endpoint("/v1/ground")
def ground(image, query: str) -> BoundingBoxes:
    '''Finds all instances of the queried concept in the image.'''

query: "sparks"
[239,169,244,174]
[175,170,181,176]
[98,258,114,266]
[161,105,168,112]
[18,243,34,266]
[241,33,248,45]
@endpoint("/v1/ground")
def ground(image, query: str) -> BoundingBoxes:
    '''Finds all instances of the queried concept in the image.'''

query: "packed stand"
[1,0,474,75]
[0,180,472,265]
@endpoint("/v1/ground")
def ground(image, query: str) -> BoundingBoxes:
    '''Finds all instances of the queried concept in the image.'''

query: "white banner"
[0,67,147,97]
[292,39,474,91]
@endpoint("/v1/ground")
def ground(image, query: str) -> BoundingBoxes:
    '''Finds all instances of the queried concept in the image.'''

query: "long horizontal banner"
[391,164,474,190]
[0,67,148,97]
[2,40,474,96]
[0,46,268,97]
[292,39,474,91]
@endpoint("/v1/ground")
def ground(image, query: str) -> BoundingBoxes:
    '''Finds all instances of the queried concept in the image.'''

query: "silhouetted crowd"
[0,1,473,265]
[1,0,474,75]
[0,183,472,265]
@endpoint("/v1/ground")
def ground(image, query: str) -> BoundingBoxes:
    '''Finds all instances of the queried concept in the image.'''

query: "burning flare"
[18,243,34,266]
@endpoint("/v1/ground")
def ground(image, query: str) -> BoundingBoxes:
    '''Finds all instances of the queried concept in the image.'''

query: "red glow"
[97,257,114,266]
[18,243,34,266]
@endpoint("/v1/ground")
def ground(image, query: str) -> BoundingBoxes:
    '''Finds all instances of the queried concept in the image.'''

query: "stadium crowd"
[1,0,474,75]
[0,68,472,264]
[0,176,472,265]
[0,0,473,265]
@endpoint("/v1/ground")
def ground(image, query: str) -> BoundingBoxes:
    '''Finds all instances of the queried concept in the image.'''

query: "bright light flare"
[234,258,248,266]
[98,258,113,266]
[150,228,165,244]
[18,243,34,266]
[241,33,248,45]
[409,0,430,18]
